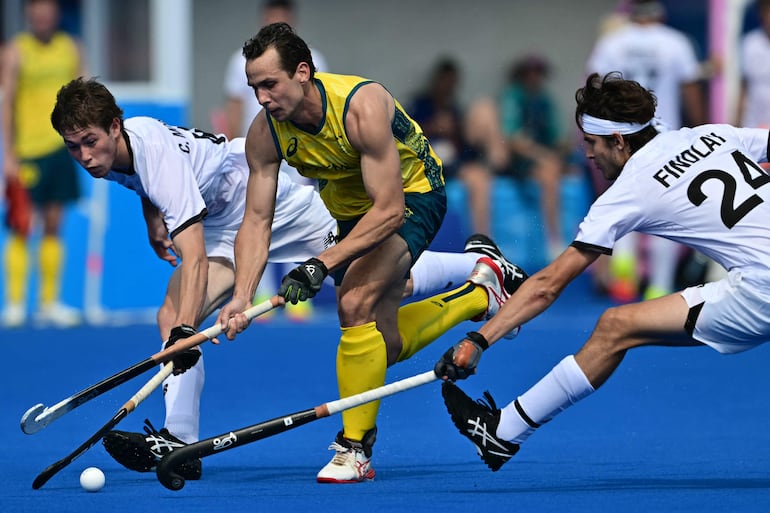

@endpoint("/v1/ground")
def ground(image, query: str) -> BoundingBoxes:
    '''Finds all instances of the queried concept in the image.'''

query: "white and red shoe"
[466,256,526,339]
[316,429,377,484]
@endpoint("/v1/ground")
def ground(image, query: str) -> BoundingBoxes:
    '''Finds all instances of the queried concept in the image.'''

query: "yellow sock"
[39,236,63,306]
[397,282,487,362]
[4,235,29,305]
[338,321,387,441]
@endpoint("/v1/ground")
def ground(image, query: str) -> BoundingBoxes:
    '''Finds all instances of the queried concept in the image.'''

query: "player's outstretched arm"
[434,246,599,376]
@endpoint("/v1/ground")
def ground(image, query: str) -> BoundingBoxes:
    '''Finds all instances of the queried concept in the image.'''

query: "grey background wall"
[191,0,619,133]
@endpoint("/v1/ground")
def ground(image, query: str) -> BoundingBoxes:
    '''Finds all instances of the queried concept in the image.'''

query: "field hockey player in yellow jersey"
[217,23,528,483]
[1,0,84,327]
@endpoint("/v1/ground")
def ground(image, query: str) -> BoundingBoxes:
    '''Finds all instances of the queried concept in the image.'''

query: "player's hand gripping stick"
[20,296,283,435]
[278,257,327,304]
[434,331,489,381]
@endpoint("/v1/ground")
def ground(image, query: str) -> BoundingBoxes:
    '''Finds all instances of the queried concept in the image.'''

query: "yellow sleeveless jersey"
[266,72,444,220]
[14,32,79,158]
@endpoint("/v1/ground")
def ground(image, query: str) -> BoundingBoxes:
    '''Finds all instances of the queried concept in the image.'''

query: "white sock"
[410,251,479,296]
[163,357,205,443]
[497,355,594,443]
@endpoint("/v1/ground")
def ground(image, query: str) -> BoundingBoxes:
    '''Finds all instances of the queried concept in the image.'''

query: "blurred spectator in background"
[409,58,464,186]
[498,54,565,259]
[409,57,506,236]
[585,0,706,302]
[1,0,85,328]
[221,0,328,321]
[596,0,632,36]
[460,94,509,237]
[736,0,770,129]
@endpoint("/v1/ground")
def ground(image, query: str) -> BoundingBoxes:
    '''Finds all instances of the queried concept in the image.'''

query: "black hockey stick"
[156,370,438,490]
[32,363,174,489]
[21,296,282,435]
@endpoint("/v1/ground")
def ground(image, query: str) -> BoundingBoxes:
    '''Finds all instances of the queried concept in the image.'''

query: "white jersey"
[105,116,335,262]
[739,28,770,128]
[574,125,770,277]
[586,22,700,129]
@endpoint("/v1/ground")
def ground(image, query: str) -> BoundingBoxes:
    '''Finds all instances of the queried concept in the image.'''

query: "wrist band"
[466,331,489,350]
[308,257,329,276]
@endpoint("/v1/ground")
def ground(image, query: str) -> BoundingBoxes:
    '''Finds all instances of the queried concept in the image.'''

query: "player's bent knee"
[592,307,630,347]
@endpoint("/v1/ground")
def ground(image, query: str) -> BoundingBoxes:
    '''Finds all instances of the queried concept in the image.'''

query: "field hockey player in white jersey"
[436,72,770,472]
[585,0,707,302]
[50,77,522,480]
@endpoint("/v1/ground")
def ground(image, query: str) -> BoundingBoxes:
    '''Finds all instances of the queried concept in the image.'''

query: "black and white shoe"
[464,234,528,338]
[464,233,529,297]
[102,418,202,480]
[441,382,519,472]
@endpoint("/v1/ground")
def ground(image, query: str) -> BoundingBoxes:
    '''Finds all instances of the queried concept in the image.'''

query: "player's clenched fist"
[279,257,328,304]
[164,325,202,375]
[434,331,489,381]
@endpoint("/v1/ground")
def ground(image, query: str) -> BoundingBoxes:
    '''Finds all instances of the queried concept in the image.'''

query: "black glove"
[434,331,488,381]
[163,324,201,375]
[279,257,328,304]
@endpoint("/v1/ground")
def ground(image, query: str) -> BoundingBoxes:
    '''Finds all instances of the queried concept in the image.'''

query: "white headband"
[581,114,652,135]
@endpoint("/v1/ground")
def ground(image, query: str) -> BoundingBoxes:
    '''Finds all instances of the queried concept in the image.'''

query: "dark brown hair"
[242,22,315,79]
[51,77,124,134]
[575,72,658,153]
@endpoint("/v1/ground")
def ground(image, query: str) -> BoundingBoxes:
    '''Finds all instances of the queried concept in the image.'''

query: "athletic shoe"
[464,233,505,260]
[466,257,522,339]
[102,418,202,480]
[316,428,377,483]
[465,233,528,301]
[33,302,81,328]
[441,382,519,472]
[2,303,25,328]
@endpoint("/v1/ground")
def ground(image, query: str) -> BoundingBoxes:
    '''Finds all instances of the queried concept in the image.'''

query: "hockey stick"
[21,295,282,435]
[156,370,438,490]
[31,363,174,490]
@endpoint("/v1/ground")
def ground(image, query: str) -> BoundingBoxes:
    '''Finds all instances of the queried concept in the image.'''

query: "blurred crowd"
[402,0,766,305]
[2,0,770,327]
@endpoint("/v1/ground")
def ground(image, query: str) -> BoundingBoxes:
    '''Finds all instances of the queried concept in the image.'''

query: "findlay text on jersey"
[653,131,727,188]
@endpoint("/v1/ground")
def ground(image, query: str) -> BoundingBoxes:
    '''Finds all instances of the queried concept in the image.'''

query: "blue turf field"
[4,276,770,513]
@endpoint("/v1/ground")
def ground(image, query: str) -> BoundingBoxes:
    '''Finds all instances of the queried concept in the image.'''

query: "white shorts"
[203,216,337,266]
[680,269,770,354]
